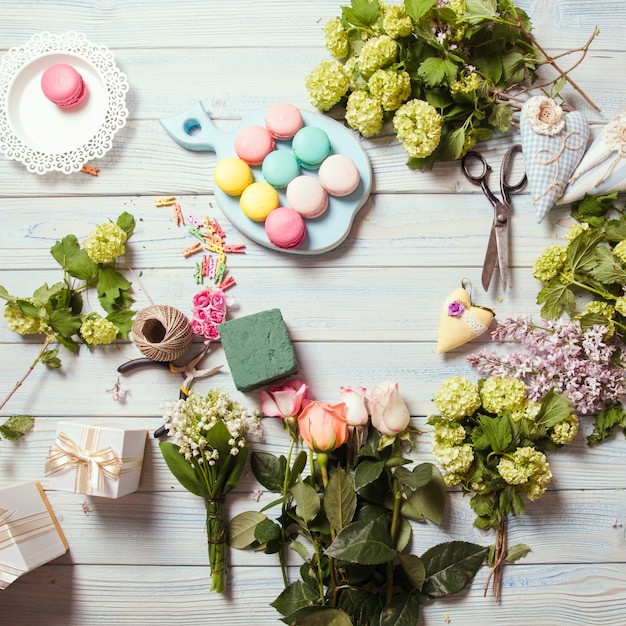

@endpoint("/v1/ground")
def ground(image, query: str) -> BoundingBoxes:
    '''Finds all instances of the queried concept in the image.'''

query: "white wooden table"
[0,2,625,624]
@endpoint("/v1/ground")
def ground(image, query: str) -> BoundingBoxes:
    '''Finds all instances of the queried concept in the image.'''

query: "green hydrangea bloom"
[356,34,398,77]
[392,99,442,159]
[305,59,350,111]
[613,239,626,264]
[443,472,464,487]
[4,302,51,336]
[432,441,474,474]
[84,221,127,265]
[520,477,549,501]
[566,221,590,243]
[324,17,349,59]
[368,68,412,111]
[550,413,579,445]
[511,398,542,423]
[615,296,626,317]
[433,376,481,421]
[80,315,119,345]
[345,89,384,138]
[497,446,551,491]
[450,72,481,95]
[532,244,567,285]
[579,300,616,337]
[381,3,413,38]
[480,377,527,414]
[432,419,467,446]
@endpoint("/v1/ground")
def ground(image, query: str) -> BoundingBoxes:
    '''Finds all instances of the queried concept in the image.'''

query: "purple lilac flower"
[467,315,626,415]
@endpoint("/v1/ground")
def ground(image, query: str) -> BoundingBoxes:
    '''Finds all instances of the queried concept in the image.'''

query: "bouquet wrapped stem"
[205,496,227,593]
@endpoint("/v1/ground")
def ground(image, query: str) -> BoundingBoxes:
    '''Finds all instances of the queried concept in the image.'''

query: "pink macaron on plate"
[161,102,373,255]
[0,31,129,174]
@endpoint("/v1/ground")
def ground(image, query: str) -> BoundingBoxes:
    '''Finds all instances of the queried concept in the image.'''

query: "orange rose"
[297,401,349,452]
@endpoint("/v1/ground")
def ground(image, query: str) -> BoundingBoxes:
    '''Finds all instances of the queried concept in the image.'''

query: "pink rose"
[194,308,211,323]
[211,290,226,308]
[190,319,205,335]
[367,382,410,437]
[209,308,226,324]
[203,323,220,341]
[261,379,310,419]
[298,401,349,452]
[339,386,369,426]
[192,289,213,309]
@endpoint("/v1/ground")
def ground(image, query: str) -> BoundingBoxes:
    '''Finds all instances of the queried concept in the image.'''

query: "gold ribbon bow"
[45,429,123,495]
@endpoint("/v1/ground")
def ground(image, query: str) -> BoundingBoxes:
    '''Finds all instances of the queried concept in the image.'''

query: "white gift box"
[0,481,69,590]
[45,421,147,498]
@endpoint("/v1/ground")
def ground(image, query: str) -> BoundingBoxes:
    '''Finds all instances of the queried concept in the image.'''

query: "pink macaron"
[286,175,328,219]
[265,206,307,249]
[318,154,360,197]
[264,102,304,140]
[234,125,275,166]
[40,63,87,109]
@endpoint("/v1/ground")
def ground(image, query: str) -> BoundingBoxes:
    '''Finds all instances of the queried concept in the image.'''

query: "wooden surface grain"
[0,1,625,624]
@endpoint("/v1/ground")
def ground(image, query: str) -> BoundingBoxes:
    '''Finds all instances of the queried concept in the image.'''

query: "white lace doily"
[0,31,129,174]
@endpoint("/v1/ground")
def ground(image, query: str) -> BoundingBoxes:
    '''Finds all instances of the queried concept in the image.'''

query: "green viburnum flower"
[381,3,412,39]
[579,300,616,337]
[392,99,443,160]
[613,239,626,264]
[345,89,384,138]
[510,398,542,423]
[4,301,51,336]
[84,221,128,265]
[323,17,349,59]
[565,221,590,243]
[532,243,567,285]
[432,376,481,421]
[615,297,626,317]
[450,72,481,95]
[368,68,412,111]
[497,446,551,490]
[356,34,398,78]
[305,59,350,111]
[431,441,474,475]
[80,315,119,345]
[550,413,579,445]
[480,377,527,414]
[431,419,467,446]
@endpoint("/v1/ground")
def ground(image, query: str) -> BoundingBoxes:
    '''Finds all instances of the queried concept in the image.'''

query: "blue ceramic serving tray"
[160,102,372,255]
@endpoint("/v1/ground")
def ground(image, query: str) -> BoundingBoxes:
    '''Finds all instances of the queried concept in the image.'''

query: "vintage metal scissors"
[461,144,526,291]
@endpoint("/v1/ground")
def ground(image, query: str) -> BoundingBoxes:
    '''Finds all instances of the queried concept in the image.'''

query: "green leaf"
[404,0,438,21]
[289,449,308,488]
[567,229,605,273]
[40,349,61,368]
[397,553,426,590]
[96,265,131,312]
[291,479,320,525]
[254,517,282,546]
[341,0,380,29]
[421,541,488,598]
[474,52,503,83]
[0,285,13,302]
[395,462,434,491]
[251,451,287,492]
[438,126,466,162]
[324,465,357,533]
[325,507,397,565]
[228,511,268,549]
[400,463,446,525]
[536,389,573,429]
[536,283,576,319]
[271,580,319,617]
[465,0,498,19]
[505,543,531,563]
[48,308,83,339]
[117,211,136,238]
[106,309,135,339]
[50,234,80,267]
[488,103,513,133]
[290,539,310,561]
[572,193,617,227]
[501,51,527,84]
[588,245,626,284]
[0,415,34,441]
[378,591,420,626]
[604,215,626,242]
[51,235,99,280]
[417,57,458,87]
[354,458,384,491]
[588,402,626,446]
[158,441,207,498]
[281,608,353,626]
[477,413,514,454]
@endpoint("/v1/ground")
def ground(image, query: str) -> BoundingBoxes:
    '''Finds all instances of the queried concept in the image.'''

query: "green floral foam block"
[218,308,299,392]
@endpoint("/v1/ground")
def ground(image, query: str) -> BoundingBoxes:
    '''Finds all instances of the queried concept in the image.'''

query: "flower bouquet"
[306,0,597,168]
[428,375,577,600]
[159,388,261,593]
[0,212,136,419]
[230,380,487,625]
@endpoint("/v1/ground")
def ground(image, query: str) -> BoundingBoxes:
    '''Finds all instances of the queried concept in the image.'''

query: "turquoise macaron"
[291,126,332,170]
[261,150,301,189]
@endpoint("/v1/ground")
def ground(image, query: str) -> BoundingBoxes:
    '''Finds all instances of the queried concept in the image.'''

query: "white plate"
[0,32,129,174]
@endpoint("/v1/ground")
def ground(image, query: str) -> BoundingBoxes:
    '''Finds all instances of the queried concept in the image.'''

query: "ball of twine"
[131,305,193,362]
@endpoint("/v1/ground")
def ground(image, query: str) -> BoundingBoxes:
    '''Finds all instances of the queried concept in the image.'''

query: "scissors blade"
[481,226,498,291]
[494,222,509,291]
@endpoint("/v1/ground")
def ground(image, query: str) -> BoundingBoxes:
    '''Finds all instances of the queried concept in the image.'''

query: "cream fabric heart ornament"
[436,285,494,354]
[558,109,626,205]
[520,96,589,223]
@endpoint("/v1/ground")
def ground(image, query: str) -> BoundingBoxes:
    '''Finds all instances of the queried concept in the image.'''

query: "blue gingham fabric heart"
[558,109,626,205]
[520,96,589,222]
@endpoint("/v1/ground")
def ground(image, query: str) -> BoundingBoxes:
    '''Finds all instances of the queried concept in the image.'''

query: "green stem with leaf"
[385,440,403,604]
[278,433,297,587]
[317,452,339,607]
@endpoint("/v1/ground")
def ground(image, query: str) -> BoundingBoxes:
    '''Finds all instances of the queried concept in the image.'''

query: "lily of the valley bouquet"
[159,388,261,593]
[230,380,487,625]
[428,375,577,601]
[306,0,597,168]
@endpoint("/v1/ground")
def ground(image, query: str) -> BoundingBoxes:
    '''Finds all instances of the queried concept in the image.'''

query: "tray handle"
[159,101,219,152]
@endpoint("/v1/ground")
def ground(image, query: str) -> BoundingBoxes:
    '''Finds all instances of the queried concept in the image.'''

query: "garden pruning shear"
[461,144,527,292]
[117,343,222,437]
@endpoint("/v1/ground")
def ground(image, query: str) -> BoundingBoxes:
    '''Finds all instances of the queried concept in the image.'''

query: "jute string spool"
[131,305,193,362]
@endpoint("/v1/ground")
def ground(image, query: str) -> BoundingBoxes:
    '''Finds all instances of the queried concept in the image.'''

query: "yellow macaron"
[214,157,253,196]
[239,182,279,222]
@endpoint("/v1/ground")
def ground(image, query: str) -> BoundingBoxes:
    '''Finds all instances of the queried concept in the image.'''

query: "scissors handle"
[500,144,526,194]
[461,151,491,184]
